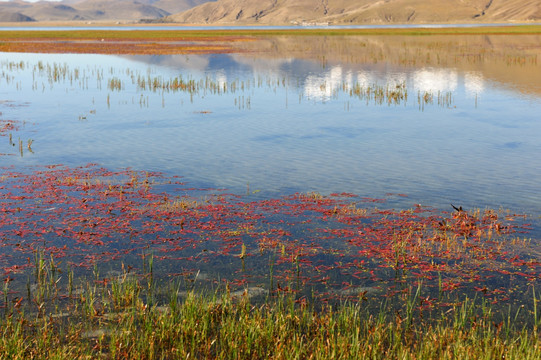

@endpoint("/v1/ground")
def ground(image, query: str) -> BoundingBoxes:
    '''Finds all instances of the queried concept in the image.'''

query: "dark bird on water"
[451,204,463,212]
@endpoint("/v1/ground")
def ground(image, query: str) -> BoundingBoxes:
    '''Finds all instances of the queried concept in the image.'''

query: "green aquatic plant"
[0,272,539,359]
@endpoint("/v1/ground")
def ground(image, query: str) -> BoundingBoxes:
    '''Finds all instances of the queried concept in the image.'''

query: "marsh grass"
[0,261,539,359]
[1,25,541,42]
[1,59,452,113]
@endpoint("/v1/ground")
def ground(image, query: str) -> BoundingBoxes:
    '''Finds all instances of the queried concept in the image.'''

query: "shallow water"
[1,35,541,213]
[0,34,540,313]
[0,23,537,31]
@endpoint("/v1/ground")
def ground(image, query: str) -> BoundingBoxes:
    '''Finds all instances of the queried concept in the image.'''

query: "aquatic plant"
[0,164,538,323]
[1,60,458,114]
[0,269,539,359]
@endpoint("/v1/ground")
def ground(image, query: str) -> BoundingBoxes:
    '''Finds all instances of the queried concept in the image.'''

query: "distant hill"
[20,3,88,21]
[168,0,541,25]
[0,10,35,22]
[0,0,209,22]
[0,0,538,24]
[73,0,169,21]
[481,0,541,21]
[152,0,214,15]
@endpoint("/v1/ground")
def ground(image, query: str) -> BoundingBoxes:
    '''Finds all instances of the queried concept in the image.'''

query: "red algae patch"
[0,119,18,135]
[0,163,538,309]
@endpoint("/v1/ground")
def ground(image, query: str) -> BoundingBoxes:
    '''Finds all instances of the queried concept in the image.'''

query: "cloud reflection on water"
[1,46,540,214]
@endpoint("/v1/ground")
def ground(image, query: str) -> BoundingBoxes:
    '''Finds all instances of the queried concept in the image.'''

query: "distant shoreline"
[1,23,540,34]
[1,24,540,55]
[1,19,541,29]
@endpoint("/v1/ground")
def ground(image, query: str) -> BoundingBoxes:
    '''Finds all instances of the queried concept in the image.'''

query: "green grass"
[1,24,541,41]
[0,273,539,359]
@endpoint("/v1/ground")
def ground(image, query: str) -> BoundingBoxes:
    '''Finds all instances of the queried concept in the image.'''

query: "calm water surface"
[1,39,540,213]
[1,23,536,31]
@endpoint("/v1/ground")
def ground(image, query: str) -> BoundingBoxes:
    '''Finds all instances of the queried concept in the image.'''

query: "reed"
[0,269,538,359]
[2,59,460,117]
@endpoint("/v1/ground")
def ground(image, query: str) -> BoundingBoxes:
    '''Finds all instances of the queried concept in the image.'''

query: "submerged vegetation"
[0,164,538,358]
[0,165,539,307]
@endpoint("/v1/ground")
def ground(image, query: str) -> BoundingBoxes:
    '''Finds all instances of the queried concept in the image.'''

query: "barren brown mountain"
[0,10,35,22]
[168,0,541,24]
[151,0,213,14]
[17,2,93,21]
[0,0,174,22]
[0,0,539,24]
[74,0,169,21]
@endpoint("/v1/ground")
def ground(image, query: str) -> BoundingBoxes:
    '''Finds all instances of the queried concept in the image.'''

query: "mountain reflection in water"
[1,34,540,215]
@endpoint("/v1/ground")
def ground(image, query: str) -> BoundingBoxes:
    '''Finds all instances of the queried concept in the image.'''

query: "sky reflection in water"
[1,49,540,214]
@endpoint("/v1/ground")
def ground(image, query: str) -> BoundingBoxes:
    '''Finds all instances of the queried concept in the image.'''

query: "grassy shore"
[0,272,539,359]
[2,25,541,39]
[1,25,541,54]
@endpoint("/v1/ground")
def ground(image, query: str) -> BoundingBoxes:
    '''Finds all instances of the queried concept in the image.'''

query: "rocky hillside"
[0,0,538,24]
[168,0,541,25]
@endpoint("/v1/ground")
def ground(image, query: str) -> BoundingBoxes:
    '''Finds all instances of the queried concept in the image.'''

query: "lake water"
[0,34,540,311]
[1,23,537,31]
[2,35,541,213]
[0,22,540,31]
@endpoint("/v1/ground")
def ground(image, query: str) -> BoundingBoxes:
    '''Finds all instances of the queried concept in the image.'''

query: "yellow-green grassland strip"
[1,24,541,41]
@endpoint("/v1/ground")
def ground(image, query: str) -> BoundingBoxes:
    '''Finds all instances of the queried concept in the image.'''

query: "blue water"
[0,23,539,31]
[1,48,541,215]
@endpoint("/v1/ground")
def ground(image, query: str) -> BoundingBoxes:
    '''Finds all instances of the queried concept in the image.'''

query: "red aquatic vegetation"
[0,120,18,135]
[0,163,539,310]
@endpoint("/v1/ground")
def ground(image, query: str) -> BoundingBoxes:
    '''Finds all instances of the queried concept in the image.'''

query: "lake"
[0,32,539,314]
[1,23,536,31]
[2,34,541,211]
